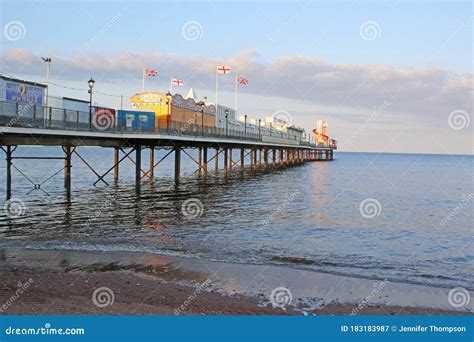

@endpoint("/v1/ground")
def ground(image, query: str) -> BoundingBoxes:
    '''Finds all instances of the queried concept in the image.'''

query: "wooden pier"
[0,103,335,200]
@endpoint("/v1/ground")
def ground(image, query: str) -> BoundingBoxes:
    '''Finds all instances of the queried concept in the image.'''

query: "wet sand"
[0,248,471,315]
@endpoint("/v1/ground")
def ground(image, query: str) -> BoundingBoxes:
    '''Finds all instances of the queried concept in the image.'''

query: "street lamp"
[198,101,205,136]
[258,119,261,140]
[88,77,95,129]
[165,91,172,132]
[244,114,247,138]
[269,123,272,137]
[224,109,229,137]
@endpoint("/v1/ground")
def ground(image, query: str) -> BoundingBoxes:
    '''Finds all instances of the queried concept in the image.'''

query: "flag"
[145,69,158,76]
[237,76,248,85]
[172,78,183,86]
[216,65,231,74]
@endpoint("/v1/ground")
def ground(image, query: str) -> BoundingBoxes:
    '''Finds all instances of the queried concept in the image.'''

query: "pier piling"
[135,145,142,189]
[174,147,181,181]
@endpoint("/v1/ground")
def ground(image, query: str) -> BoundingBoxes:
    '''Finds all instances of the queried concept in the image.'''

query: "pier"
[0,101,336,200]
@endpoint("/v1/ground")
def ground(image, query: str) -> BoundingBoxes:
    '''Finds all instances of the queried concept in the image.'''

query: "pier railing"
[0,101,336,149]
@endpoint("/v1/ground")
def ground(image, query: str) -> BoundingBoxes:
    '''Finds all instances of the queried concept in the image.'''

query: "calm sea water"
[0,147,472,289]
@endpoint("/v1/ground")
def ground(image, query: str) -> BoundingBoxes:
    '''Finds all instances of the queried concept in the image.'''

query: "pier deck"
[0,101,336,200]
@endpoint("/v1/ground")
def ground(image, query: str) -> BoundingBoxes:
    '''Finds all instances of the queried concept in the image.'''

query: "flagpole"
[142,67,145,92]
[234,77,238,113]
[170,78,173,94]
[215,69,218,114]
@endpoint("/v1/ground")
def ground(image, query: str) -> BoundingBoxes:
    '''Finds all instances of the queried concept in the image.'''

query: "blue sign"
[6,82,44,105]
[0,316,472,342]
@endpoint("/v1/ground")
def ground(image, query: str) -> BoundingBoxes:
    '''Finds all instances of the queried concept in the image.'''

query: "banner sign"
[5,82,44,105]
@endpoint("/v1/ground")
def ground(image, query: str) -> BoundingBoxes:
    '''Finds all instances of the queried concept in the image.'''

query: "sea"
[0,147,472,290]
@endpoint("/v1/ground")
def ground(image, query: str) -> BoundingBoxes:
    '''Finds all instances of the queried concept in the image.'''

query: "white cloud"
[1,48,472,154]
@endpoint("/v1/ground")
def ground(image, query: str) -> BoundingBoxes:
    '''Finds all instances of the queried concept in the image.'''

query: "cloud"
[1,48,472,153]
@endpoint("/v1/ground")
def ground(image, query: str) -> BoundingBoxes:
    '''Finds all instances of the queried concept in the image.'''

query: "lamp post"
[88,77,95,129]
[244,114,247,139]
[270,123,272,137]
[224,109,229,137]
[165,91,172,132]
[258,119,261,140]
[41,56,51,110]
[198,101,205,136]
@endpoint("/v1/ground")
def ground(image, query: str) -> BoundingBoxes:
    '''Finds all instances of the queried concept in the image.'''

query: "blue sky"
[2,1,470,70]
[1,0,472,154]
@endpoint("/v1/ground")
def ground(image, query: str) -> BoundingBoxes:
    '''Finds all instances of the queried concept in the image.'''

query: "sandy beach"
[0,248,471,316]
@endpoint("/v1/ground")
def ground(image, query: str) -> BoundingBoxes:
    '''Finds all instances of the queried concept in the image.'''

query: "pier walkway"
[0,101,336,200]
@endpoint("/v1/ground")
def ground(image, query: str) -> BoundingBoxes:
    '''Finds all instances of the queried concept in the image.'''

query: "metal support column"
[224,148,228,173]
[264,148,269,171]
[215,146,219,172]
[229,148,233,170]
[174,147,181,181]
[135,145,142,189]
[203,147,208,176]
[5,146,13,200]
[64,146,72,197]
[198,147,202,174]
[114,147,119,182]
[240,148,245,170]
[149,147,155,179]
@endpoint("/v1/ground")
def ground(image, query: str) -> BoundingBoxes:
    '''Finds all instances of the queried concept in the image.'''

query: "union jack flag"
[237,76,248,85]
[145,69,158,76]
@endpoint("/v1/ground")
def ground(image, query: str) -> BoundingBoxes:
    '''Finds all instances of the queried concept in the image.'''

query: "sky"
[0,0,472,154]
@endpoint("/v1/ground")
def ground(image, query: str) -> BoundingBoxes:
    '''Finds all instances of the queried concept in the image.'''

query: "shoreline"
[0,247,472,316]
